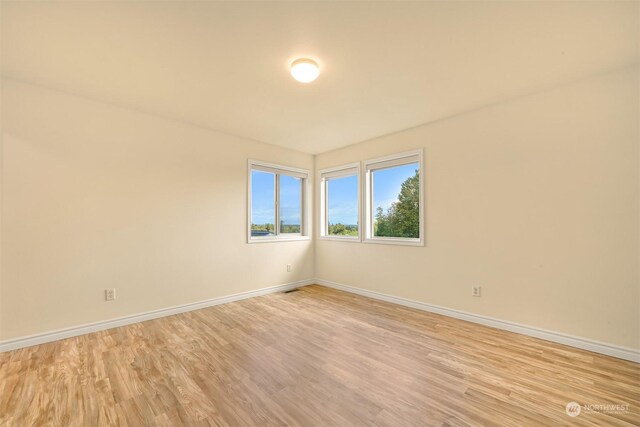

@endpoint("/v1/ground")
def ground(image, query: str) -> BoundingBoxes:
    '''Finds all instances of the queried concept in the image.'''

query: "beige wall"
[0,79,314,340]
[315,66,639,350]
[2,66,638,351]
[0,79,3,338]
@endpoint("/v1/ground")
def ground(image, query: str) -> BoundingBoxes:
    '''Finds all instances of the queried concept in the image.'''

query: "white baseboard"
[3,278,638,363]
[315,279,640,363]
[0,279,313,353]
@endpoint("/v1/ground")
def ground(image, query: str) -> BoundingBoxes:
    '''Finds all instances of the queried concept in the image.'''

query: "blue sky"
[251,171,275,225]
[280,175,301,226]
[252,163,419,226]
[327,175,358,225]
[326,162,419,225]
[372,162,419,215]
[251,171,301,225]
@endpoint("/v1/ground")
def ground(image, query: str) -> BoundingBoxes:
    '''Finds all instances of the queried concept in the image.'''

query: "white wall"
[0,79,314,340]
[315,66,639,350]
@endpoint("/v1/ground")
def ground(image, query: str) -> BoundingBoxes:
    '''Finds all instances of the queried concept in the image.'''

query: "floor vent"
[283,289,299,294]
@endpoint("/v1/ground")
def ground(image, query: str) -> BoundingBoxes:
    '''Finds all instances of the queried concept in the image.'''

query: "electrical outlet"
[472,285,481,297]
[105,288,116,301]
[287,264,292,272]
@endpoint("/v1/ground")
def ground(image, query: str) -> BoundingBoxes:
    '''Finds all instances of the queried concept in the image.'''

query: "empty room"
[0,1,638,425]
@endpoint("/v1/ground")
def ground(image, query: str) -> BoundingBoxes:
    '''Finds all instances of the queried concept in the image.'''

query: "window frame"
[318,162,361,242]
[363,149,424,246]
[247,159,310,243]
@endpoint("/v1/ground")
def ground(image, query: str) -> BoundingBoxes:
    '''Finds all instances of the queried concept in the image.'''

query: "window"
[364,150,423,245]
[279,175,302,234]
[319,163,360,240]
[248,160,310,242]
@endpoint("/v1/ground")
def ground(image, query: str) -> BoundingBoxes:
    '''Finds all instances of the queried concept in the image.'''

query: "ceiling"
[2,1,638,154]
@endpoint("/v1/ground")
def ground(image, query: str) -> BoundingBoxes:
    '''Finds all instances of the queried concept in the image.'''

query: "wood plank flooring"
[1,285,638,426]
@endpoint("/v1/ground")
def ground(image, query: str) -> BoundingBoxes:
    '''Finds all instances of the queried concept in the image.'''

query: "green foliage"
[328,223,358,236]
[252,223,274,232]
[251,223,301,234]
[375,170,420,238]
[251,223,275,235]
[280,224,301,233]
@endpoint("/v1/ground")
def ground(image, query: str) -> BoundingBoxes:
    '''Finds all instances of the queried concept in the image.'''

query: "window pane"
[279,174,302,234]
[327,175,358,236]
[372,162,420,238]
[251,170,275,237]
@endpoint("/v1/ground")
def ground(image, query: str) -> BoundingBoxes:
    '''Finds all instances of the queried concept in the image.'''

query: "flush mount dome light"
[291,58,320,83]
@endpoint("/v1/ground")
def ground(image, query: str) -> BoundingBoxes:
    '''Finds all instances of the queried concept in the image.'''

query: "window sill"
[318,235,361,242]
[248,236,311,244]
[363,237,424,247]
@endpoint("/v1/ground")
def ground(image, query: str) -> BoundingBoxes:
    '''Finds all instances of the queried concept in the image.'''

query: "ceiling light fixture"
[291,58,320,83]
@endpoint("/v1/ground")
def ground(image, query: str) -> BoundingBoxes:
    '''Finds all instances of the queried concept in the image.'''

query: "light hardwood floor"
[0,285,638,426]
